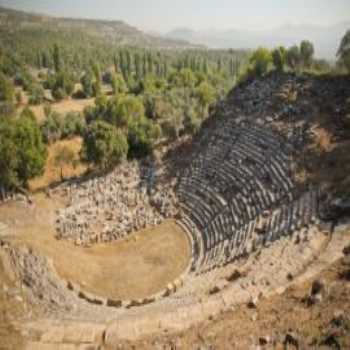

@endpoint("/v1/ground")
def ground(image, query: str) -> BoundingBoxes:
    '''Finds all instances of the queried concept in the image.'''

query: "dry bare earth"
[29,98,95,122]
[0,193,190,300]
[16,83,112,123]
[17,93,95,123]
[0,257,25,350]
[29,137,87,191]
[112,246,350,350]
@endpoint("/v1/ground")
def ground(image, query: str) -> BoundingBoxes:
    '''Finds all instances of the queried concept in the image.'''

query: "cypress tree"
[53,44,61,73]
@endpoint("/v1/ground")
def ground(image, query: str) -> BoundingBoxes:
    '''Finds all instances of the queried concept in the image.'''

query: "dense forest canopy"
[0,6,348,192]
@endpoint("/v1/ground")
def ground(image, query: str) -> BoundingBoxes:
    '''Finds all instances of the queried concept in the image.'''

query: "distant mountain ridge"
[165,22,350,59]
[0,6,200,49]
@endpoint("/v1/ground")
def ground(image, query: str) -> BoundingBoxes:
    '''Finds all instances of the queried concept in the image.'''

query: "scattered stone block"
[226,269,243,282]
[107,299,122,308]
[78,291,104,305]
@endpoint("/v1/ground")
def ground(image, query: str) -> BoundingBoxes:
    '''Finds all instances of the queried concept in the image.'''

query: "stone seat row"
[177,151,294,237]
[183,189,319,274]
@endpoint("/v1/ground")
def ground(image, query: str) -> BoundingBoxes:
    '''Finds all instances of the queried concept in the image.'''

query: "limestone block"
[106,299,122,308]
[77,291,105,305]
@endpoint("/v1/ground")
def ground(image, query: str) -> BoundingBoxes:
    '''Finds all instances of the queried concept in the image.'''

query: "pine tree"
[42,52,49,68]
[53,44,61,73]
[134,53,142,80]
[229,57,235,77]
[190,56,196,71]
[36,52,42,69]
[119,51,127,79]
[142,54,147,77]
[147,53,153,75]
[184,55,190,69]
[155,61,161,77]
[126,50,132,76]
[114,55,119,73]
[217,57,222,72]
[202,58,208,74]
[163,62,168,78]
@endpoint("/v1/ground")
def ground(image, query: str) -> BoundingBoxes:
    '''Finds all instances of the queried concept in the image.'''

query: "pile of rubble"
[56,162,178,246]
[215,72,350,146]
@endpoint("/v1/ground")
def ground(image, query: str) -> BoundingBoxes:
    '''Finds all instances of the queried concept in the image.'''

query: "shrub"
[286,45,301,70]
[61,112,85,138]
[52,87,66,101]
[272,46,286,71]
[249,48,272,77]
[127,117,161,158]
[0,73,14,103]
[337,30,350,73]
[81,120,128,169]
[300,40,315,68]
[28,84,45,105]
[41,112,63,143]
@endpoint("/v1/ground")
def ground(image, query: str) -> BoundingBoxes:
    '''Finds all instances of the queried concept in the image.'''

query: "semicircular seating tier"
[176,120,319,274]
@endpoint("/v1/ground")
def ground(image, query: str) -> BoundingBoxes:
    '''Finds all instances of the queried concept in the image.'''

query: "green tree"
[41,112,63,143]
[163,61,168,78]
[28,84,45,105]
[81,120,128,169]
[272,46,286,71]
[81,71,94,97]
[183,105,201,135]
[202,58,209,74]
[15,109,47,183]
[0,120,19,190]
[61,112,85,138]
[134,53,142,80]
[15,90,22,105]
[196,81,215,114]
[229,57,236,77]
[113,55,119,73]
[147,53,154,75]
[52,87,66,101]
[119,51,128,79]
[300,40,314,68]
[126,50,132,76]
[138,75,158,94]
[286,45,301,70]
[217,57,222,72]
[111,73,128,95]
[43,103,52,118]
[249,47,272,77]
[107,95,145,129]
[0,73,14,103]
[42,51,50,68]
[171,68,196,88]
[92,63,101,82]
[337,30,350,73]
[51,72,74,100]
[92,63,102,97]
[53,44,61,73]
[128,117,161,158]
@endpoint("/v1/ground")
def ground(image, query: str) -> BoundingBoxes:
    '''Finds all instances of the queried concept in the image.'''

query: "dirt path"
[0,194,190,300]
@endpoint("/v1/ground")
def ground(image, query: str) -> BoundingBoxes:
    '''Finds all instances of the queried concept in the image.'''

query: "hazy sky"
[1,0,349,33]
